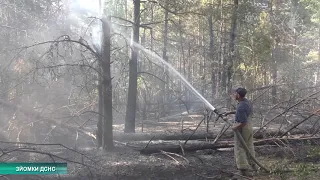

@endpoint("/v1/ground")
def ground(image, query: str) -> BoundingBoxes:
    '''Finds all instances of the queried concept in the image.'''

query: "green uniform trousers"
[234,121,255,170]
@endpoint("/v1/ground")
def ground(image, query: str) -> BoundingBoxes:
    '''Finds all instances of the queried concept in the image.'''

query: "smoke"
[67,0,124,86]
[69,0,100,15]
[65,0,105,51]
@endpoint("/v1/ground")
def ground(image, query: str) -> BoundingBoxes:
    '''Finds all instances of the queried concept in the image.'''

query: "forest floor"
[36,143,319,180]
[2,113,320,180]
[76,113,320,180]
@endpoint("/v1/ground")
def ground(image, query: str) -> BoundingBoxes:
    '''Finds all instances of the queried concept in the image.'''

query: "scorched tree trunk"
[101,17,114,150]
[125,0,140,133]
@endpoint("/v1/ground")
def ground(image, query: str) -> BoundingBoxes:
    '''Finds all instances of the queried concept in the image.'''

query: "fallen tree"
[0,99,96,144]
[139,136,320,154]
[113,132,216,141]
[113,128,309,141]
[254,90,320,135]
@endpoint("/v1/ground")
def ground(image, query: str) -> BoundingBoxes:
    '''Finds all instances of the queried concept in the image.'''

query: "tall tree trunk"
[97,0,103,148]
[216,0,224,100]
[179,17,185,93]
[227,0,239,108]
[270,0,278,105]
[271,46,278,105]
[160,0,169,117]
[201,19,206,97]
[315,26,320,89]
[262,66,267,104]
[291,30,297,102]
[140,28,147,121]
[97,76,103,147]
[150,4,154,72]
[290,1,298,102]
[317,27,320,86]
[101,17,114,150]
[125,0,128,20]
[208,14,216,100]
[187,42,191,109]
[221,22,227,94]
[125,0,140,133]
[150,5,154,51]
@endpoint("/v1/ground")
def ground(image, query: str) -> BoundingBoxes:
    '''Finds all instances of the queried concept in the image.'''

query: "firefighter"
[231,87,257,178]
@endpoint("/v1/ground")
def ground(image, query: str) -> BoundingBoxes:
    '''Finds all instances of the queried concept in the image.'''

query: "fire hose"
[213,109,270,173]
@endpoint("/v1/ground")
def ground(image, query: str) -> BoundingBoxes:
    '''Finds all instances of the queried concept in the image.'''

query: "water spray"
[101,19,269,172]
[106,21,216,112]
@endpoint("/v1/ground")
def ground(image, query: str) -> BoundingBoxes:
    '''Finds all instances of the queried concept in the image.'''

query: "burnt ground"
[1,113,320,180]
[3,143,320,180]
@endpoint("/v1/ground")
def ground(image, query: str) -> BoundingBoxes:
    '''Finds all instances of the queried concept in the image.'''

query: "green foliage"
[307,146,320,158]
[293,163,313,180]
[237,0,259,26]
[137,76,144,89]
[269,159,290,180]
[263,150,320,180]
[300,0,320,23]
[306,50,319,62]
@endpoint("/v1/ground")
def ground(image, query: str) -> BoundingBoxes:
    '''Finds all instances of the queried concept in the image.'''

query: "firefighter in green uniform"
[231,88,257,178]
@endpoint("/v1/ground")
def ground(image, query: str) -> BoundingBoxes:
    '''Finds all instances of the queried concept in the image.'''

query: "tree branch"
[146,0,205,16]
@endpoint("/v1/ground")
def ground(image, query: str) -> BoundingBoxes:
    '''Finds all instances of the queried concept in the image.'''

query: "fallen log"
[140,141,231,154]
[139,137,320,154]
[113,128,309,141]
[113,132,217,141]
[281,109,320,137]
